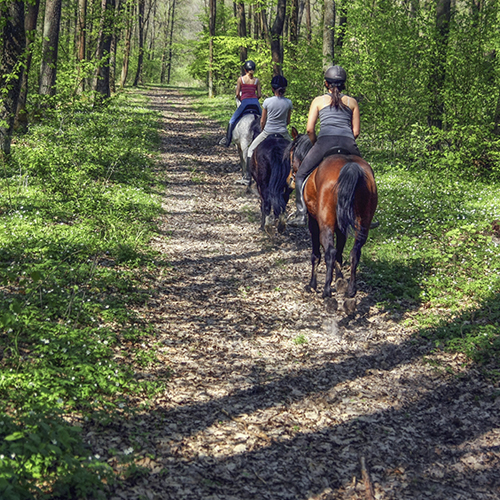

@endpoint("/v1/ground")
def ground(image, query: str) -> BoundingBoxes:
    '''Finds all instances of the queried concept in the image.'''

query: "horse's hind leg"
[334,228,346,281]
[320,228,336,298]
[307,217,321,292]
[347,232,368,298]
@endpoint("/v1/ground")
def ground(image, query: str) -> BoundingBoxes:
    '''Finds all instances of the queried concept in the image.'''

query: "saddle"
[323,146,353,158]
[240,104,261,117]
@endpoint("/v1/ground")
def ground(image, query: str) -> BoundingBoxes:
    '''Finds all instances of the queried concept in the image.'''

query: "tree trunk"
[289,0,299,44]
[305,0,311,42]
[109,0,121,93]
[94,0,115,102]
[270,0,286,75]
[14,0,40,132]
[132,0,145,86]
[208,0,216,97]
[120,1,133,88]
[323,0,335,69]
[0,0,25,154]
[335,1,347,53]
[428,0,451,129]
[236,2,247,62]
[39,0,63,95]
[76,0,87,92]
[166,0,176,84]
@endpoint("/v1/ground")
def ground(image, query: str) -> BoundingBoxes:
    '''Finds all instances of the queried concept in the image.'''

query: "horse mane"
[283,134,312,164]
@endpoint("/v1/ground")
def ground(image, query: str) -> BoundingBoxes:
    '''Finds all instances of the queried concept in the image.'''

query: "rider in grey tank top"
[317,97,355,140]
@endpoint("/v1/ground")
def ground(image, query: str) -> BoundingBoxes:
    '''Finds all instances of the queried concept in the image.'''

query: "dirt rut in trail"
[99,88,500,500]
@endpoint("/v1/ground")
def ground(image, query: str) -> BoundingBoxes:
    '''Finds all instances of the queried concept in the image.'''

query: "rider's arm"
[287,109,292,126]
[260,108,268,131]
[306,98,319,145]
[351,99,360,138]
[256,79,262,99]
[235,77,242,101]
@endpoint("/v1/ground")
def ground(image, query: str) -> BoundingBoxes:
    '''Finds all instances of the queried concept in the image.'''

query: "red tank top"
[240,80,258,100]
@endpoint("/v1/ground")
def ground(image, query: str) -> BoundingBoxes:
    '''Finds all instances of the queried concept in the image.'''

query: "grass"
[0,90,169,498]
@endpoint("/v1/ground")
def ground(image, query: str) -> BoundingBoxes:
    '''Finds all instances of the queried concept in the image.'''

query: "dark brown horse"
[287,135,378,299]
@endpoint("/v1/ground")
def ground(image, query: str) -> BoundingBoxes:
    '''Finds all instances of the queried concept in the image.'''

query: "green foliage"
[361,169,500,365]
[0,91,168,497]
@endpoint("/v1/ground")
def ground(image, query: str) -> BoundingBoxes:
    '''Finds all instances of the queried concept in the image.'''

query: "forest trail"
[100,87,500,500]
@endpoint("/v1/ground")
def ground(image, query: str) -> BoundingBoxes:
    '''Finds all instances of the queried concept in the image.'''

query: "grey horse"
[231,113,261,186]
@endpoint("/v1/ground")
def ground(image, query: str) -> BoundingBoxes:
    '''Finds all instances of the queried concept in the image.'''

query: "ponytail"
[326,81,347,110]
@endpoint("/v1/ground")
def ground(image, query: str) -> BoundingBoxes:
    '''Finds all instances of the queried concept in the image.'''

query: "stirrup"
[370,220,380,229]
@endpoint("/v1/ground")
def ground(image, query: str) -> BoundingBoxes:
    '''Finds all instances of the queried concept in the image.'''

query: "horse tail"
[336,162,366,235]
[269,142,289,217]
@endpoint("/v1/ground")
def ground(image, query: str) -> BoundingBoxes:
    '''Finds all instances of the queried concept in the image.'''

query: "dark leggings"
[295,135,361,185]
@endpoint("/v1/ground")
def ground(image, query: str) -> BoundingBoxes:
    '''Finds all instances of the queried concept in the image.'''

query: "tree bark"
[94,0,115,101]
[305,0,311,42]
[208,0,216,97]
[323,0,335,69]
[120,0,133,88]
[39,0,63,95]
[166,0,176,84]
[14,0,40,132]
[76,0,87,92]
[289,0,299,44]
[428,0,451,128]
[132,0,145,86]
[109,0,121,93]
[0,0,25,153]
[270,0,286,75]
[236,2,247,62]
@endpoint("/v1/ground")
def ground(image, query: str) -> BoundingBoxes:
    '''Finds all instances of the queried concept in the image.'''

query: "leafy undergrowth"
[0,91,168,498]
[362,169,500,366]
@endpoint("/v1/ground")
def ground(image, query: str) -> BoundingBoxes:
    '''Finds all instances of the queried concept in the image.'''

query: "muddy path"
[99,87,500,500]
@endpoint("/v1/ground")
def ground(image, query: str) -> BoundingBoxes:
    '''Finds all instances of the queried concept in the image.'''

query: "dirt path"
[102,88,500,500]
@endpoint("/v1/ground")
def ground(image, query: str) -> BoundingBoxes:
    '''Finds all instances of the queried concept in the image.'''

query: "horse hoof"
[340,298,357,315]
[336,278,349,296]
[277,213,287,234]
[305,285,316,293]
[324,297,338,313]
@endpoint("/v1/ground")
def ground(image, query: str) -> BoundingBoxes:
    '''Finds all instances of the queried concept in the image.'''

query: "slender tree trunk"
[305,0,311,42]
[14,0,40,132]
[132,0,145,86]
[120,1,133,88]
[270,0,286,75]
[39,0,63,95]
[259,1,270,44]
[166,0,176,84]
[94,0,115,102]
[208,0,216,97]
[323,0,335,68]
[109,0,120,93]
[428,0,451,128]
[236,2,247,62]
[247,3,252,38]
[76,0,87,92]
[494,91,500,135]
[290,0,298,44]
[0,0,25,154]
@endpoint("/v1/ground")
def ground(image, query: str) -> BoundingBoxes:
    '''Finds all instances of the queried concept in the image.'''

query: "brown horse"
[287,135,378,299]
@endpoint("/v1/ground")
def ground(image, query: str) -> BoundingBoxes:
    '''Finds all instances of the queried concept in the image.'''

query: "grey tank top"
[317,96,354,139]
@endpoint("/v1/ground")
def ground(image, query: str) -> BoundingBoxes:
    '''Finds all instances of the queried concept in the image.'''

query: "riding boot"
[221,123,232,147]
[287,177,308,227]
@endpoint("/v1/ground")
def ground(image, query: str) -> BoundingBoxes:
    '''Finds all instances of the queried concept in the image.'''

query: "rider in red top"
[222,60,262,147]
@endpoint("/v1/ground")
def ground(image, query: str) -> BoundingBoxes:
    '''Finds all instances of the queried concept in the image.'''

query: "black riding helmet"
[271,75,288,89]
[324,65,346,83]
[244,60,256,72]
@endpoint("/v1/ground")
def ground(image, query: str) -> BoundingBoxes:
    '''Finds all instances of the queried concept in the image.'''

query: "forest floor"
[94,87,500,500]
